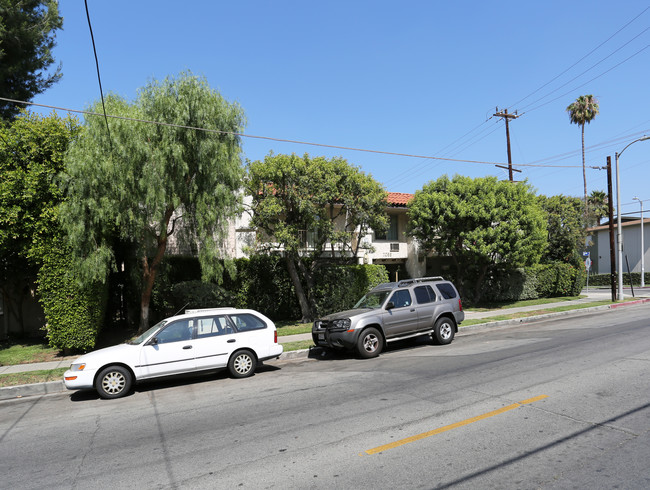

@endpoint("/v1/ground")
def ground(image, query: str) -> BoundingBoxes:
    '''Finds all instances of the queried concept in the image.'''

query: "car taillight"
[274,330,278,343]
[459,298,463,311]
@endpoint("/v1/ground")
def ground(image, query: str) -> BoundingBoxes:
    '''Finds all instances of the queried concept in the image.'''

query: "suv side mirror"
[385,302,395,310]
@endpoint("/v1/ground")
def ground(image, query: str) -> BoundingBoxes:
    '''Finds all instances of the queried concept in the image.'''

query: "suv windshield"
[354,290,391,309]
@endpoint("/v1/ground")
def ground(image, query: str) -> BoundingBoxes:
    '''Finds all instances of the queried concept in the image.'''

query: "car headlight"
[70,363,86,372]
[332,319,351,330]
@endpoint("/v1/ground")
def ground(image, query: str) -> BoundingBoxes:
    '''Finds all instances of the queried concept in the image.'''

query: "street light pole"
[633,197,645,288]
[615,135,650,300]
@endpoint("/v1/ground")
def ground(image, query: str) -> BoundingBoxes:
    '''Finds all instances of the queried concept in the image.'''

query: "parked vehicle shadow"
[308,333,443,361]
[68,363,282,401]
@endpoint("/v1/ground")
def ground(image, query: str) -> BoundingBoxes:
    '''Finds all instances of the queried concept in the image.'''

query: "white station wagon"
[64,308,283,399]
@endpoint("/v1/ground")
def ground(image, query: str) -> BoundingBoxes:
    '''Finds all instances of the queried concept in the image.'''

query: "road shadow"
[68,363,282,401]
[308,333,445,361]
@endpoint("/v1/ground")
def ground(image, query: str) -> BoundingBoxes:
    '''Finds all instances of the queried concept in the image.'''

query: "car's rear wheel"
[432,317,455,345]
[228,349,256,378]
[96,365,132,399]
[356,327,383,358]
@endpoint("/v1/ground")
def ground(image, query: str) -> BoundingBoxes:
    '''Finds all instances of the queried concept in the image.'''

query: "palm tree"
[587,189,608,226]
[567,95,599,215]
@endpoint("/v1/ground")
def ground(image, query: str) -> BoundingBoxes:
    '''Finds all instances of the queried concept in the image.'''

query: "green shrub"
[37,245,106,353]
[313,264,389,316]
[167,280,236,314]
[474,260,585,303]
[479,267,539,302]
[149,255,389,322]
[588,272,649,287]
[233,255,301,320]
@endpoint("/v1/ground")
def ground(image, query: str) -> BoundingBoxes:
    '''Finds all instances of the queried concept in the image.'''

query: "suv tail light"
[459,298,463,311]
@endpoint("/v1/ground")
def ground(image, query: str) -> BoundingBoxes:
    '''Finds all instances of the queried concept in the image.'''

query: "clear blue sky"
[31,1,650,218]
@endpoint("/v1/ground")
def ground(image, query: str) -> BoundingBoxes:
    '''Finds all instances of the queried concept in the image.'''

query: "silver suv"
[312,277,464,358]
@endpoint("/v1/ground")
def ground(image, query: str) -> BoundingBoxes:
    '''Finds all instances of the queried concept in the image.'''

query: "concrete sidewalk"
[2,287,649,400]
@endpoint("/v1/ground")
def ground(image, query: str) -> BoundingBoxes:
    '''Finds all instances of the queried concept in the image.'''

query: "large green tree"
[246,153,388,322]
[566,95,599,215]
[0,110,79,333]
[407,175,547,302]
[61,72,246,332]
[0,0,63,120]
[537,194,586,263]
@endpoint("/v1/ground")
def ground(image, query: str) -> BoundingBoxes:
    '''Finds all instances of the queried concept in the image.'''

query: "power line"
[507,6,650,111]
[518,34,650,114]
[390,9,650,188]
[0,96,595,170]
[84,0,111,149]
[521,44,650,116]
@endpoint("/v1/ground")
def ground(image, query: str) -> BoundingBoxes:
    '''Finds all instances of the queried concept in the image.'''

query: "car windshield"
[354,290,391,309]
[128,321,166,345]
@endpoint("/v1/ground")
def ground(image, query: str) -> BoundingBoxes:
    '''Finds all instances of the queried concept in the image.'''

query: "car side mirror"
[385,302,395,310]
[147,337,158,346]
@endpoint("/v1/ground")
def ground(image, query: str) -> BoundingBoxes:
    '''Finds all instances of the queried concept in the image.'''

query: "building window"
[376,215,398,241]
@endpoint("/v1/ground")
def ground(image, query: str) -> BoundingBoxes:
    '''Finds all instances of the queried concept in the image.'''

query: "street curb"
[0,381,66,400]
[2,298,649,401]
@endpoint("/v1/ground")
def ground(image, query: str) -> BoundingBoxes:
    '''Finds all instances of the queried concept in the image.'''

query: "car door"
[414,285,441,331]
[138,319,196,378]
[228,313,272,358]
[192,315,238,371]
[382,289,418,338]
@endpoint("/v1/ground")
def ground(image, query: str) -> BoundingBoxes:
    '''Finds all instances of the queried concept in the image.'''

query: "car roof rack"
[185,307,233,315]
[396,276,444,287]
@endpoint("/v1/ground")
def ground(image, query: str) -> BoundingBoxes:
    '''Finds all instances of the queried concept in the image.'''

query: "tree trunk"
[137,211,173,334]
[285,255,313,323]
[472,263,489,304]
[582,124,588,217]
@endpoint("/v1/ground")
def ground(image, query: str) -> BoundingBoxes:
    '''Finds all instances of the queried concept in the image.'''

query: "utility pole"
[606,156,617,302]
[494,108,519,181]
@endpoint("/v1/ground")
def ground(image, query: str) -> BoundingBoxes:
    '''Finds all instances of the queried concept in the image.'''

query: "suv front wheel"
[356,327,383,358]
[432,317,455,345]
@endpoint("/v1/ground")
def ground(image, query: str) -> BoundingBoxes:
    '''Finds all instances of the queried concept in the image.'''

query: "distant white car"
[64,308,283,399]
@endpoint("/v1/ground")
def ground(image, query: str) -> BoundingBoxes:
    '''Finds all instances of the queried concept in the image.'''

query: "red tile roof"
[386,192,414,206]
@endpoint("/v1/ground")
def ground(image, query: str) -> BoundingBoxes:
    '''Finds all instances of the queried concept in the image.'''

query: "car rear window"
[229,313,267,332]
[436,283,458,299]
[414,285,436,304]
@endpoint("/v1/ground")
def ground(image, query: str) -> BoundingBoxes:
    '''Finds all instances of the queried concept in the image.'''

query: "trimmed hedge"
[313,263,389,316]
[149,255,389,322]
[37,245,107,353]
[478,261,586,303]
[587,272,650,287]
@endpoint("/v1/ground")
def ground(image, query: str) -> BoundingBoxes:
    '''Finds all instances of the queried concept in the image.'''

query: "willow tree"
[61,72,245,332]
[567,95,599,214]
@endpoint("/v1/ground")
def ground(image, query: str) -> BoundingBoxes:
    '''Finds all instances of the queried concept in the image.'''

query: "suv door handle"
[183,345,192,350]
[227,339,236,343]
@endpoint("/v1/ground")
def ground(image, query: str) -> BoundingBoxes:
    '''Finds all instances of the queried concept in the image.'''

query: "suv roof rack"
[396,276,444,287]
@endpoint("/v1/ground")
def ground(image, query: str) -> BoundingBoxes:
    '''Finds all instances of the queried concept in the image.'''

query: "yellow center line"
[364,394,548,455]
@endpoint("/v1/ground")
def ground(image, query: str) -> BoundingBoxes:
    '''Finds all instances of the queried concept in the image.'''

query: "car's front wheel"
[432,317,455,345]
[356,327,383,358]
[96,365,132,399]
[228,349,256,378]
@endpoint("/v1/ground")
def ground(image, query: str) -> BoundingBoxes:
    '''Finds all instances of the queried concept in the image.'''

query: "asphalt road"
[1,304,649,489]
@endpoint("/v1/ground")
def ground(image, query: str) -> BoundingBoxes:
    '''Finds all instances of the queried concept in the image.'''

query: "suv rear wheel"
[356,327,383,358]
[432,317,455,345]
